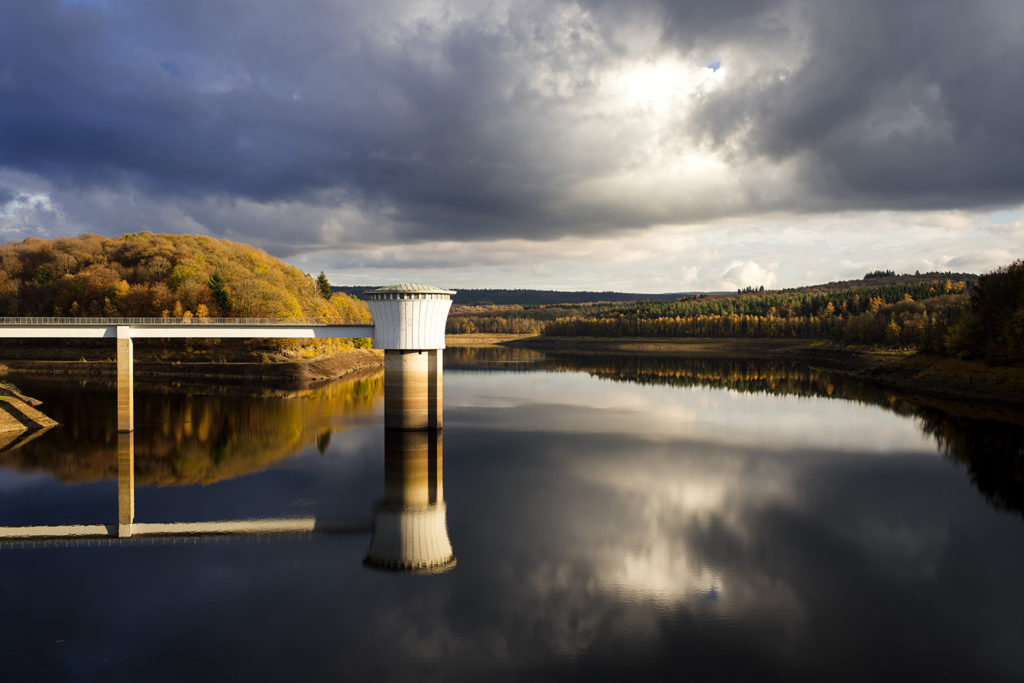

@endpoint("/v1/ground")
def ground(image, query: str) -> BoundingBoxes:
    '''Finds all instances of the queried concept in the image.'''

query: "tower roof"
[365,283,456,295]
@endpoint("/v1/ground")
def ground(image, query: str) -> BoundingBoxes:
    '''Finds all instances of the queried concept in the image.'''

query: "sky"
[1,0,1023,292]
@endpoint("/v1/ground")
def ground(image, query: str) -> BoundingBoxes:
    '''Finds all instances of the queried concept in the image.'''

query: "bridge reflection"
[0,425,456,575]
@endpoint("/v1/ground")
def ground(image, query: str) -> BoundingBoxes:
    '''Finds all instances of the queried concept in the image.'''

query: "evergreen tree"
[316,271,332,299]
[209,270,230,312]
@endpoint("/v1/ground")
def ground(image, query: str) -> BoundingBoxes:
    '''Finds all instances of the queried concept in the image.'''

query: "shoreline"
[4,333,1021,412]
[447,334,1024,413]
[0,348,384,389]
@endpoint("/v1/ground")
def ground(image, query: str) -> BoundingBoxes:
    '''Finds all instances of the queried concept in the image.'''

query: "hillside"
[783,270,978,294]
[0,232,367,320]
[445,264,1024,364]
[535,263,1023,363]
[444,273,976,336]
[340,273,978,308]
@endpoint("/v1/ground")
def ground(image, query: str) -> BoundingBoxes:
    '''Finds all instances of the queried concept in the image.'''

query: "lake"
[0,347,1022,681]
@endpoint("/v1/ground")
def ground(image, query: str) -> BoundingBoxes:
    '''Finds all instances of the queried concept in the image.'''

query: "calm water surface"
[0,350,1022,681]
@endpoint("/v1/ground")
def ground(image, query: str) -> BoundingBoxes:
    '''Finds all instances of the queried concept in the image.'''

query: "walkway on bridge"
[0,317,374,339]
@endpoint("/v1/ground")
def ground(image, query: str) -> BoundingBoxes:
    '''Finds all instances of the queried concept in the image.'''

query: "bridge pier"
[365,285,455,431]
[116,325,133,432]
[383,349,444,430]
[117,431,134,537]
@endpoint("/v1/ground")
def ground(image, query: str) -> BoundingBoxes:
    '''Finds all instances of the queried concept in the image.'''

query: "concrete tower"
[364,429,455,573]
[364,284,456,430]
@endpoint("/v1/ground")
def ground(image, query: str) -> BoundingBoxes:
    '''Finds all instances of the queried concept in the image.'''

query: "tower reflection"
[364,429,456,574]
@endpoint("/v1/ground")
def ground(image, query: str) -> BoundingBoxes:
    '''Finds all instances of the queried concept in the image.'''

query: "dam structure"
[0,284,458,548]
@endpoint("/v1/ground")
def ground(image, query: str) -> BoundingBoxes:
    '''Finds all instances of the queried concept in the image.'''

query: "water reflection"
[117,431,133,537]
[365,429,455,573]
[5,350,1024,524]
[918,408,1024,518]
[0,371,383,485]
[0,373,457,574]
[445,345,547,368]
[0,351,1022,679]
[450,348,1024,518]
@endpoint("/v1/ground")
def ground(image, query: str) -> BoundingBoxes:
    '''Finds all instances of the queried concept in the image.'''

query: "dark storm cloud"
[1,0,613,242]
[1,0,1023,246]
[680,0,1024,208]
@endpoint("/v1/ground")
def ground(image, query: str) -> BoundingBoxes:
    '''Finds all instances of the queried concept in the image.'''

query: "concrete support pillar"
[116,326,133,432]
[117,431,134,538]
[384,350,432,430]
[427,349,442,430]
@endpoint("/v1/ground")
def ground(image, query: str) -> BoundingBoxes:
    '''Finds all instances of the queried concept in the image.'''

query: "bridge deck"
[0,317,374,339]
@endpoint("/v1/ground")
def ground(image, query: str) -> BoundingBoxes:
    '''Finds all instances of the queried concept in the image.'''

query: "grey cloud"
[1,1,607,240]
[686,0,1024,209]
[1,0,1023,249]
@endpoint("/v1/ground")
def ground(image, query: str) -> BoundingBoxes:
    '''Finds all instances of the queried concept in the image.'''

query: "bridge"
[0,316,374,339]
[0,285,459,570]
[0,317,375,432]
[0,283,455,432]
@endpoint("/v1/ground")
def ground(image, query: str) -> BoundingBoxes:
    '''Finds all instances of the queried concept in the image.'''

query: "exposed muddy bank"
[0,348,384,389]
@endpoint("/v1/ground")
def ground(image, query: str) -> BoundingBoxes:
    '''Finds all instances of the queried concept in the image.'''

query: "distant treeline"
[448,302,622,334]
[333,286,704,306]
[446,263,1024,363]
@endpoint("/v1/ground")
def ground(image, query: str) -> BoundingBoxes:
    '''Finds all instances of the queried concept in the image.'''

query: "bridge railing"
[0,317,374,326]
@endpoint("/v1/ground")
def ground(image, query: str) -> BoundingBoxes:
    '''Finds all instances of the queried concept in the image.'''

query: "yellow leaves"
[884,320,902,346]
[0,231,372,323]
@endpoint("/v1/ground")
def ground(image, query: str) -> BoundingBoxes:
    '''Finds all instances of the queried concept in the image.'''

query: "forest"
[0,232,368,320]
[0,233,372,361]
[448,263,1024,363]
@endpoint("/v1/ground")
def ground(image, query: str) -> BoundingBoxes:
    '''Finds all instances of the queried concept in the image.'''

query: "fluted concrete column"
[384,350,429,430]
[116,325,133,432]
[365,429,454,573]
[117,431,134,538]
